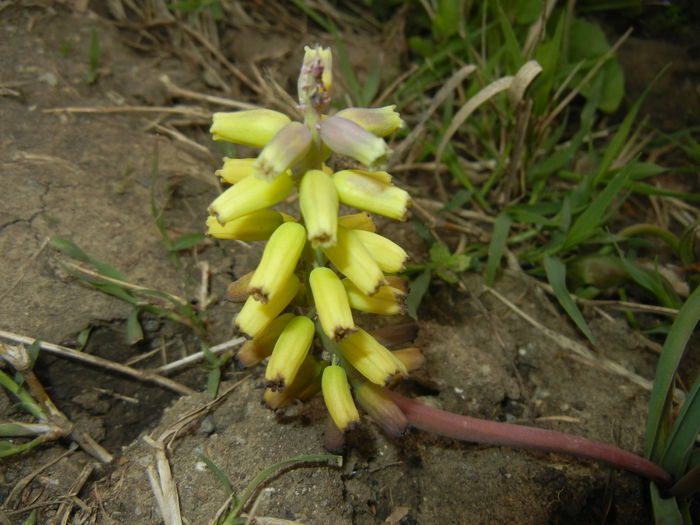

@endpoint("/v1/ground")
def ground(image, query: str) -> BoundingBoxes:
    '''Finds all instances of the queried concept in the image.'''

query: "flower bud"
[206,210,284,241]
[322,226,386,297]
[208,172,293,225]
[320,116,391,170]
[322,365,360,432]
[265,315,315,391]
[338,329,407,386]
[309,267,356,341]
[352,230,408,273]
[333,170,409,221]
[342,279,405,316]
[252,122,312,182]
[210,109,291,147]
[298,45,333,109]
[216,158,255,184]
[391,347,426,372]
[299,170,339,247]
[337,212,376,233]
[225,271,254,303]
[335,106,403,137]
[236,313,295,368]
[248,222,306,303]
[235,274,300,339]
[353,381,408,437]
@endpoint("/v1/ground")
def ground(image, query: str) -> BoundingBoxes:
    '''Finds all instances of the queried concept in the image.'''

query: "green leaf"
[126,309,144,345]
[563,167,630,250]
[485,213,512,285]
[407,268,432,320]
[543,255,595,344]
[361,58,382,107]
[170,232,206,251]
[650,484,684,525]
[76,325,93,351]
[27,340,41,367]
[660,375,700,479]
[645,285,700,460]
[224,454,341,522]
[199,453,234,497]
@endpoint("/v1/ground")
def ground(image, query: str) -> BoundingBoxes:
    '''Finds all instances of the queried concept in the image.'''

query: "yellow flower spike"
[309,267,356,341]
[338,329,408,386]
[252,122,312,182]
[235,274,300,339]
[236,312,295,368]
[216,158,255,185]
[352,229,408,273]
[320,116,391,170]
[333,170,410,221]
[322,365,360,432]
[353,381,408,438]
[265,315,315,391]
[322,226,386,297]
[298,45,332,109]
[263,355,327,409]
[337,212,376,233]
[391,347,426,373]
[342,279,405,316]
[210,109,291,147]
[208,172,293,225]
[299,169,339,247]
[206,210,284,241]
[335,106,404,138]
[248,222,306,303]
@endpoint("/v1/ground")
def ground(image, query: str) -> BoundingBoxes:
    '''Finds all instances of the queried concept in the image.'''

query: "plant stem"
[388,390,672,487]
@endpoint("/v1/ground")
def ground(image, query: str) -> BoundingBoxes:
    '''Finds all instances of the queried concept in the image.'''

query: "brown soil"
[1,2,697,524]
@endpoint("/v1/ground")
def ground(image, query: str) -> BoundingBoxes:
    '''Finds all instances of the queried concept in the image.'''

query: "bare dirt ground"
[1,2,698,524]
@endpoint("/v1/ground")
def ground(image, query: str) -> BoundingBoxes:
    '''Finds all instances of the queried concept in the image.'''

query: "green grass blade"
[50,237,129,281]
[199,453,234,497]
[645,284,700,460]
[660,375,700,479]
[563,166,630,250]
[543,255,595,344]
[485,213,512,285]
[170,233,206,252]
[126,309,144,345]
[224,454,341,522]
[406,268,432,320]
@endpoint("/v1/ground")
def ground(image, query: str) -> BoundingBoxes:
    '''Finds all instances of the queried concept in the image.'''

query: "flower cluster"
[206,46,423,440]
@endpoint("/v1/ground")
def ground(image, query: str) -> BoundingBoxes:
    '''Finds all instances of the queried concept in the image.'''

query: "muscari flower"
[206,46,422,440]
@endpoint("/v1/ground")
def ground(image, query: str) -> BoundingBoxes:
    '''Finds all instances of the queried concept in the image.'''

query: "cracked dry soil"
[1,4,693,524]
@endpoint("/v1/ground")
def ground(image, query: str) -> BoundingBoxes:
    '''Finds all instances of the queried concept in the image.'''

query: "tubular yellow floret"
[206,210,284,241]
[236,313,295,368]
[210,109,291,147]
[263,355,327,409]
[208,172,293,225]
[247,222,306,303]
[300,169,339,247]
[235,274,300,339]
[322,365,360,432]
[252,122,312,182]
[309,267,356,341]
[337,212,376,232]
[335,106,404,138]
[338,329,408,386]
[216,158,255,184]
[342,279,405,316]
[265,315,315,391]
[391,347,426,373]
[322,226,386,296]
[333,170,410,221]
[352,229,408,273]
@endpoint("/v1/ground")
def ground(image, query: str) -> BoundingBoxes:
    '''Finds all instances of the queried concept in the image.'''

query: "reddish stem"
[388,390,672,487]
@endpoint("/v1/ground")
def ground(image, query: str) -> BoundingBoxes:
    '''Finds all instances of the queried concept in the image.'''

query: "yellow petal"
[322,365,360,431]
[333,170,409,221]
[309,267,356,341]
[208,172,293,225]
[210,109,291,147]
